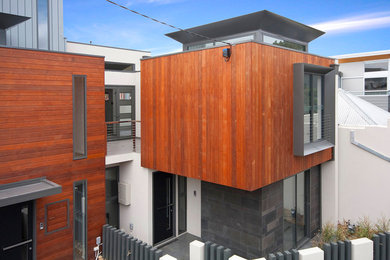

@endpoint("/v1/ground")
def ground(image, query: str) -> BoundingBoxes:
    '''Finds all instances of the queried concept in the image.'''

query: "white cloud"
[311,12,390,34]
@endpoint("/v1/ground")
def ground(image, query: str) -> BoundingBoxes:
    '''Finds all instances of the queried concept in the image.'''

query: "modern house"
[332,50,390,111]
[141,10,337,258]
[0,1,106,259]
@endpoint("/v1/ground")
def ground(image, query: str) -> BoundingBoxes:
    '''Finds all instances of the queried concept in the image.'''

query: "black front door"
[153,172,175,244]
[0,201,34,260]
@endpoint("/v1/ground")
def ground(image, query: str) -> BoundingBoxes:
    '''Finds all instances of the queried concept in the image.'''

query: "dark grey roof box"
[0,12,30,30]
[166,10,324,44]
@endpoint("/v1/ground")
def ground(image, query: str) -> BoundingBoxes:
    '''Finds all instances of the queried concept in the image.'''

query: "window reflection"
[37,0,49,49]
[263,35,306,52]
[365,78,387,95]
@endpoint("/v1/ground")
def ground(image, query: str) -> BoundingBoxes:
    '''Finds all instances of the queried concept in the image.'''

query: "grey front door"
[0,201,34,260]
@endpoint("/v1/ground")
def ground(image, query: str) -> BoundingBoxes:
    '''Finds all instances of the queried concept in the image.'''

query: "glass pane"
[73,76,86,158]
[365,60,388,72]
[283,176,296,250]
[119,93,131,100]
[215,35,254,47]
[263,35,306,51]
[365,78,387,95]
[296,172,305,243]
[105,168,119,228]
[178,176,187,234]
[37,0,48,49]
[303,74,311,144]
[120,105,132,114]
[312,75,322,142]
[74,182,87,260]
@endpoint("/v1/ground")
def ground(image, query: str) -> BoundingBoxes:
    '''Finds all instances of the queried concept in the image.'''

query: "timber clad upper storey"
[141,42,335,191]
[0,46,105,260]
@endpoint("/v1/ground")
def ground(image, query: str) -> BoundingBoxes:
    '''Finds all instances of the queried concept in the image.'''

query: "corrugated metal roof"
[338,89,390,126]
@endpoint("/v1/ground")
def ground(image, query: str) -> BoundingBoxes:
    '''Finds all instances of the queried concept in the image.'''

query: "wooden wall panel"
[141,42,334,191]
[0,47,105,259]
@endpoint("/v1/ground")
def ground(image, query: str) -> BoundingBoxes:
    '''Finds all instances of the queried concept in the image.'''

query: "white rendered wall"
[187,178,201,237]
[66,41,150,122]
[118,153,154,244]
[321,71,339,225]
[339,62,364,93]
[337,122,390,222]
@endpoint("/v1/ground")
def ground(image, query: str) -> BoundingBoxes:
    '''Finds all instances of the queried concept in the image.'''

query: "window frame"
[37,0,49,50]
[293,63,335,156]
[73,75,87,160]
[304,73,325,143]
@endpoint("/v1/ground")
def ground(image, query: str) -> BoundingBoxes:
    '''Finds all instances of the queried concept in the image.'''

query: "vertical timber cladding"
[141,42,334,191]
[0,47,105,259]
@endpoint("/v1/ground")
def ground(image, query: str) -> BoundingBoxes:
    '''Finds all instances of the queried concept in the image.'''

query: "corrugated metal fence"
[102,224,164,260]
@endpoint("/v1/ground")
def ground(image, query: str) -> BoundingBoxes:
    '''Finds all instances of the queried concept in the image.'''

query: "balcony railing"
[105,120,141,153]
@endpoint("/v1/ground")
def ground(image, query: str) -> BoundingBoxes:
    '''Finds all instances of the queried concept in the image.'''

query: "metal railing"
[106,120,141,152]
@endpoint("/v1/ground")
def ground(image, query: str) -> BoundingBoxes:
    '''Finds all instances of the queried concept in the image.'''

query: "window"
[73,75,87,159]
[37,0,49,49]
[283,171,309,250]
[365,60,388,72]
[105,62,135,72]
[263,35,306,52]
[187,34,254,51]
[293,63,335,156]
[304,74,324,143]
[73,180,87,260]
[365,77,387,95]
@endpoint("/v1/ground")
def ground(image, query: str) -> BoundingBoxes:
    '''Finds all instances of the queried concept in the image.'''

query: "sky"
[64,0,390,57]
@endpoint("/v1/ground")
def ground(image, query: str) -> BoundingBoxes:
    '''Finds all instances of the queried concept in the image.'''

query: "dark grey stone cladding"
[201,180,283,259]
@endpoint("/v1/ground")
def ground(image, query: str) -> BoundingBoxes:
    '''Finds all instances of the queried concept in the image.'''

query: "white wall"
[118,153,154,244]
[337,123,390,222]
[66,41,150,122]
[187,178,201,237]
[339,62,364,93]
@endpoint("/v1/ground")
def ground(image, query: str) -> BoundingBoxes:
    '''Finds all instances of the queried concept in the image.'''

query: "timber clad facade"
[141,42,333,191]
[0,47,105,259]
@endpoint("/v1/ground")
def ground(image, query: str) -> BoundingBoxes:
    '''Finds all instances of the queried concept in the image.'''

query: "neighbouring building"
[321,89,390,225]
[0,1,106,259]
[332,50,390,111]
[0,0,65,51]
[140,10,337,258]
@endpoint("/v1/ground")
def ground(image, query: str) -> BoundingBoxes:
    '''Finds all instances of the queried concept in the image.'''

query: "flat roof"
[0,178,61,207]
[332,49,390,59]
[166,10,324,45]
[142,41,333,61]
[0,44,105,59]
[67,41,151,54]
